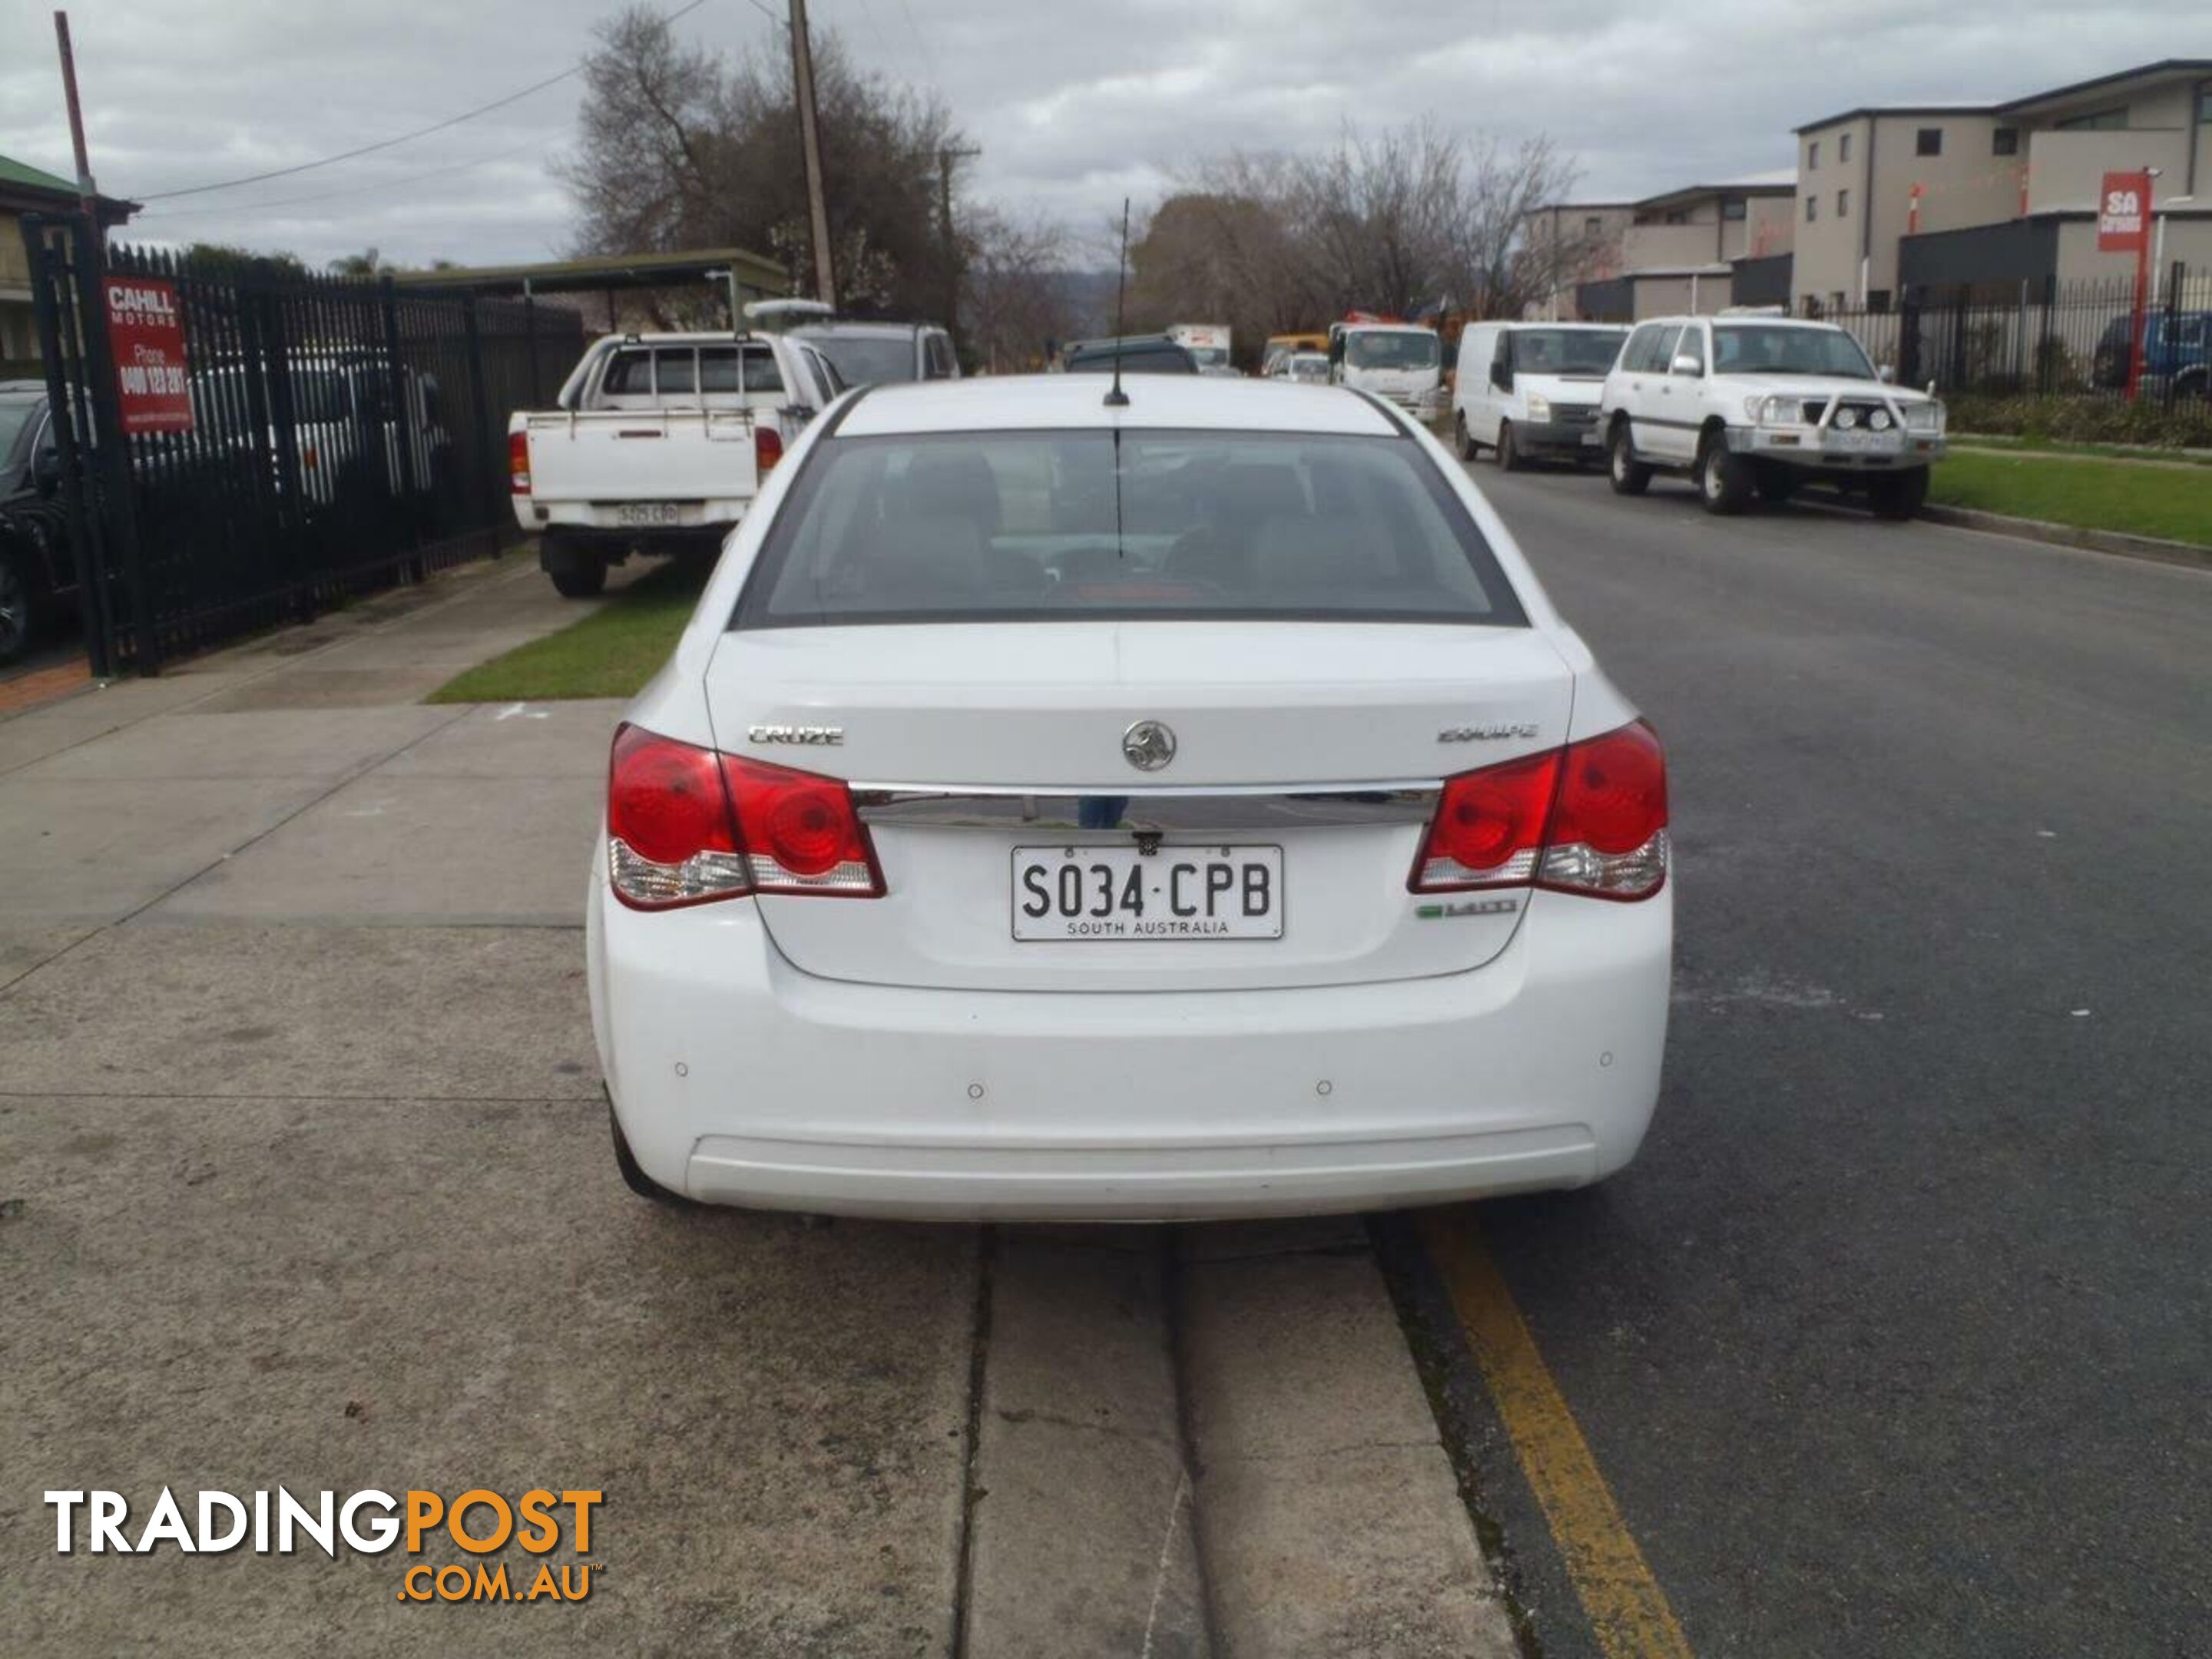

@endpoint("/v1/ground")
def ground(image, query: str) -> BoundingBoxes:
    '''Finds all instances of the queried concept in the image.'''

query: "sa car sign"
[104,276,194,435]
[2097,171,2150,254]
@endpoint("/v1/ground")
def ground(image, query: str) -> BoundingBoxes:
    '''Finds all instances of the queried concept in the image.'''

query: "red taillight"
[1413,748,1560,890]
[508,430,531,495]
[754,422,783,476]
[1411,720,1667,902]
[604,724,881,909]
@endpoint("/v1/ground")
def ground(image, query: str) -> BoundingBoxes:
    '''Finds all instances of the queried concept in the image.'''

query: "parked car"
[588,373,1671,1219]
[1058,334,1200,375]
[1598,314,1946,518]
[2091,311,2210,396]
[1327,322,1444,412]
[0,381,71,665]
[790,319,960,388]
[1452,323,1628,470]
[189,353,454,511]
[1277,352,1330,384]
[1261,332,1330,378]
[509,331,844,597]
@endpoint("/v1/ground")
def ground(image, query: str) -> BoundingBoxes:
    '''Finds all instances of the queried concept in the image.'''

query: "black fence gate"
[16,213,584,674]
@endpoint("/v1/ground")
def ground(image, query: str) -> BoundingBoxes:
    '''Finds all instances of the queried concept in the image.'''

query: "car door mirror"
[32,445,61,492]
[1670,353,1704,377]
[1877,363,1896,383]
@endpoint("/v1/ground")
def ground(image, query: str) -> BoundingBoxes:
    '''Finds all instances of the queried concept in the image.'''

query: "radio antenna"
[1104,197,1131,409]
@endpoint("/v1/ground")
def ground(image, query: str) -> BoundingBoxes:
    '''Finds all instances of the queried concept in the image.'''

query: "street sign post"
[103,276,194,435]
[2098,169,2153,401]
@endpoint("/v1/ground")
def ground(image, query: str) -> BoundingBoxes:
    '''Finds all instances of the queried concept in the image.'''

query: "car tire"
[1606,422,1651,495]
[1696,431,1753,515]
[1753,461,1800,504]
[609,1098,691,1205]
[1495,420,1524,472]
[1867,469,1929,522]
[544,536,608,599]
[1454,412,1478,461]
[0,540,41,667]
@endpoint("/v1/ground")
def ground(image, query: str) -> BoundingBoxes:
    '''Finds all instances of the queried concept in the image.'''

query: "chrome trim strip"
[850,782,1442,832]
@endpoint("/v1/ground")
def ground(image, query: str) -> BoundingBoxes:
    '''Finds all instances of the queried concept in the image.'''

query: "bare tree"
[962,208,1074,372]
[559,5,962,320]
[1439,134,1584,319]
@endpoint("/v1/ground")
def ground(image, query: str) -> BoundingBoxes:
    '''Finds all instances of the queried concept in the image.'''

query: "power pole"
[938,144,980,350]
[52,12,100,226]
[788,0,836,309]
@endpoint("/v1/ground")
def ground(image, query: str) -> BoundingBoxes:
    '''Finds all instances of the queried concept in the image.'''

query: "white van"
[1452,322,1629,470]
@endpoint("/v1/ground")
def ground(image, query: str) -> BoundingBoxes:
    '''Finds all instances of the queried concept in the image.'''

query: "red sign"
[2097,171,2151,254]
[104,276,194,435]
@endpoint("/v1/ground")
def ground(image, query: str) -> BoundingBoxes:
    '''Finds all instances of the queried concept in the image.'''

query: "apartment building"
[1522,178,1795,321]
[1791,58,2212,311]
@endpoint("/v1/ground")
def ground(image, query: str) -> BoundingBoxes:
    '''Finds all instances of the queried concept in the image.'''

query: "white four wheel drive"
[1597,315,1948,519]
[508,332,846,598]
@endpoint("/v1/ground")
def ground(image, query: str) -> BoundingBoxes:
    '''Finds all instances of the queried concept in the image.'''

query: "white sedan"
[588,374,1671,1220]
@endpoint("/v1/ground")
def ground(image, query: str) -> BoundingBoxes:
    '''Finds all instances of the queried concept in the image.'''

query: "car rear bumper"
[588,852,1672,1220]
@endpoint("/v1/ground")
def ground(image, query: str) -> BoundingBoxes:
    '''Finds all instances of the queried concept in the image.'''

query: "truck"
[508,330,845,597]
[1326,321,1444,413]
[1167,323,1236,376]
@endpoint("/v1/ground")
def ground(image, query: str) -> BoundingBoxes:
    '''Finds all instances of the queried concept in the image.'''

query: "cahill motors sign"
[102,276,194,435]
[44,1486,601,1604]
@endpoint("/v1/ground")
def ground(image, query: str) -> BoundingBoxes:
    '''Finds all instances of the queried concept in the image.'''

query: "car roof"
[1655,315,1843,330]
[1501,321,1625,331]
[836,374,1402,437]
[793,321,937,339]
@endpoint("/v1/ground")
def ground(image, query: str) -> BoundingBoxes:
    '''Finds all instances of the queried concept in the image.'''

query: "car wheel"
[1607,422,1651,496]
[0,541,40,667]
[1454,412,1478,461]
[1696,431,1753,515]
[1495,420,1524,472]
[1867,469,1929,522]
[1753,462,1800,504]
[609,1098,691,1205]
[543,536,608,599]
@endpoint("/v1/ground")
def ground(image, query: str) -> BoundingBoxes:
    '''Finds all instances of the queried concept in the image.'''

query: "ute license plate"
[1826,429,1890,453]
[615,502,682,526]
[1012,845,1283,942]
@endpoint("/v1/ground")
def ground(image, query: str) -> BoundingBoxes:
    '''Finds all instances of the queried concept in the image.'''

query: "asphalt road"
[1402,460,2212,1656]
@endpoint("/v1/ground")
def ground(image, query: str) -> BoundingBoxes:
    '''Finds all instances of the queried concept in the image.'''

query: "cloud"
[0,0,2202,270]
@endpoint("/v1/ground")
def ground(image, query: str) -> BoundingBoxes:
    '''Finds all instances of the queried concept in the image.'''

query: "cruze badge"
[1439,723,1539,743]
[1122,720,1176,772]
[748,724,844,746]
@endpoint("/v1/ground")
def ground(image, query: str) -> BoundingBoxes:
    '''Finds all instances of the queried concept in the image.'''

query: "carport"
[394,247,790,404]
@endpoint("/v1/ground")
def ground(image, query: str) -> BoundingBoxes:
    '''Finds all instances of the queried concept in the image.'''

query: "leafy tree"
[179,242,310,278]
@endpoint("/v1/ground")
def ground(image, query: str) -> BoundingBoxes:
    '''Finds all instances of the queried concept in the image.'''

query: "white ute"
[588,374,1674,1220]
[508,331,845,596]
[1598,313,1947,518]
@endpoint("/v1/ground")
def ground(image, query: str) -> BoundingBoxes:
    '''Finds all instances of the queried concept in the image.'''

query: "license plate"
[616,502,681,526]
[1012,845,1283,942]
[1827,429,1889,452]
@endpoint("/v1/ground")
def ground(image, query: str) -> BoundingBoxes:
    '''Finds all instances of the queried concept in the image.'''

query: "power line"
[891,0,942,88]
[141,0,711,203]
[136,139,544,222]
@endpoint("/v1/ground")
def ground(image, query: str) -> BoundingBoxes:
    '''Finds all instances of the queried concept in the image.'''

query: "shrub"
[1947,393,2212,450]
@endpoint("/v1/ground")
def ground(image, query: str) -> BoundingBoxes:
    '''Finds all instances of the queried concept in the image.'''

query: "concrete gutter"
[1915,503,2212,572]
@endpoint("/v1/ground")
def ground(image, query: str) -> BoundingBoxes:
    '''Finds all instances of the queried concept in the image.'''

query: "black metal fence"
[1806,265,2207,405]
[18,214,584,674]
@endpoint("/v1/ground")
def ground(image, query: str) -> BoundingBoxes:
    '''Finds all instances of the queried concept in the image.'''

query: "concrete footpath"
[0,552,1512,1656]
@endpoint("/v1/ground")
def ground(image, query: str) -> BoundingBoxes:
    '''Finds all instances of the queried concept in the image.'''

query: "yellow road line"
[1417,1206,1694,1659]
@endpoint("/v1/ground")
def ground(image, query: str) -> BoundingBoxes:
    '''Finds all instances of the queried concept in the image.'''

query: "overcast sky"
[0,0,2203,270]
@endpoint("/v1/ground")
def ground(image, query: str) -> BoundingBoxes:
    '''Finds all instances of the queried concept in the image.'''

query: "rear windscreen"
[734,429,1524,628]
